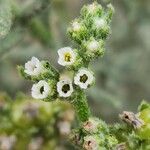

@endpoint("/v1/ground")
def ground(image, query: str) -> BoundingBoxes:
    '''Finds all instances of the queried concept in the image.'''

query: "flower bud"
[83,136,99,150]
[82,38,104,60]
[68,20,87,44]
[81,2,103,18]
[93,17,110,39]
[83,118,99,133]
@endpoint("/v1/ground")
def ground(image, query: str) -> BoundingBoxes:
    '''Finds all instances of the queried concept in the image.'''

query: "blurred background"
[0,0,150,149]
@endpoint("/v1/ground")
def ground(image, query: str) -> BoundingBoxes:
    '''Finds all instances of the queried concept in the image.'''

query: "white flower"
[58,47,77,66]
[57,121,71,135]
[83,136,99,150]
[31,80,50,99]
[72,21,81,32]
[94,18,106,29]
[74,68,94,89]
[87,40,99,52]
[24,57,44,76]
[57,79,73,98]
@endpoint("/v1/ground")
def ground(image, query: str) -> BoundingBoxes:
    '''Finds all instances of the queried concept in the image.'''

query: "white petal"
[57,79,73,98]
[57,47,76,66]
[74,68,94,89]
[31,80,50,99]
[31,57,40,64]
[58,47,72,56]
[24,57,44,76]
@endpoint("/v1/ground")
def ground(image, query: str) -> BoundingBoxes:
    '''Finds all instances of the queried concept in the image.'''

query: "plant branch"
[71,89,91,122]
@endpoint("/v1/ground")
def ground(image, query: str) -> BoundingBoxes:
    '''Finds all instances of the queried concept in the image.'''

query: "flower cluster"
[18,2,113,114]
[70,117,118,150]
[68,2,114,60]
[18,55,95,101]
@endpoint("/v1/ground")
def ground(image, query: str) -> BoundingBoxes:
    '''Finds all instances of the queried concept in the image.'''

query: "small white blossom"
[24,57,44,76]
[31,80,50,99]
[57,79,73,98]
[87,40,99,52]
[83,136,99,150]
[58,47,77,66]
[74,68,94,89]
[72,21,81,32]
[57,121,71,135]
[94,18,106,29]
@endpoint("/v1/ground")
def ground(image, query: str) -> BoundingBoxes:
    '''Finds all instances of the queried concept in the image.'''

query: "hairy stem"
[72,89,91,122]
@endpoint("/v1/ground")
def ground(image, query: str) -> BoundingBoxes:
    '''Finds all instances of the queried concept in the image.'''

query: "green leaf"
[138,100,150,112]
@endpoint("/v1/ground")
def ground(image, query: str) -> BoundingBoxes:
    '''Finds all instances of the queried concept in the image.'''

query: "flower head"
[31,80,50,99]
[87,3,102,15]
[87,40,99,52]
[24,57,44,76]
[84,39,104,58]
[57,78,73,98]
[81,2,102,18]
[72,21,81,32]
[74,68,95,89]
[88,3,96,13]
[94,18,106,29]
[83,118,99,133]
[83,136,99,150]
[58,47,77,66]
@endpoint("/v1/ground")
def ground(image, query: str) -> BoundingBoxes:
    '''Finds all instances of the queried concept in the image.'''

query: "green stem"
[71,89,91,122]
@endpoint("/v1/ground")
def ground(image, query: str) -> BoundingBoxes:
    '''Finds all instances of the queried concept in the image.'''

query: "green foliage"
[70,117,118,150]
[0,92,75,150]
[110,101,150,150]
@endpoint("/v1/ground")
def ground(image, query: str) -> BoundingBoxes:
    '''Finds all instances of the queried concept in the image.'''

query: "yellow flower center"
[64,53,72,62]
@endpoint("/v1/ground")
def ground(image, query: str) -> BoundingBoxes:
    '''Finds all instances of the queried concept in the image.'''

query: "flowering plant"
[18,1,150,150]
[0,93,75,150]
